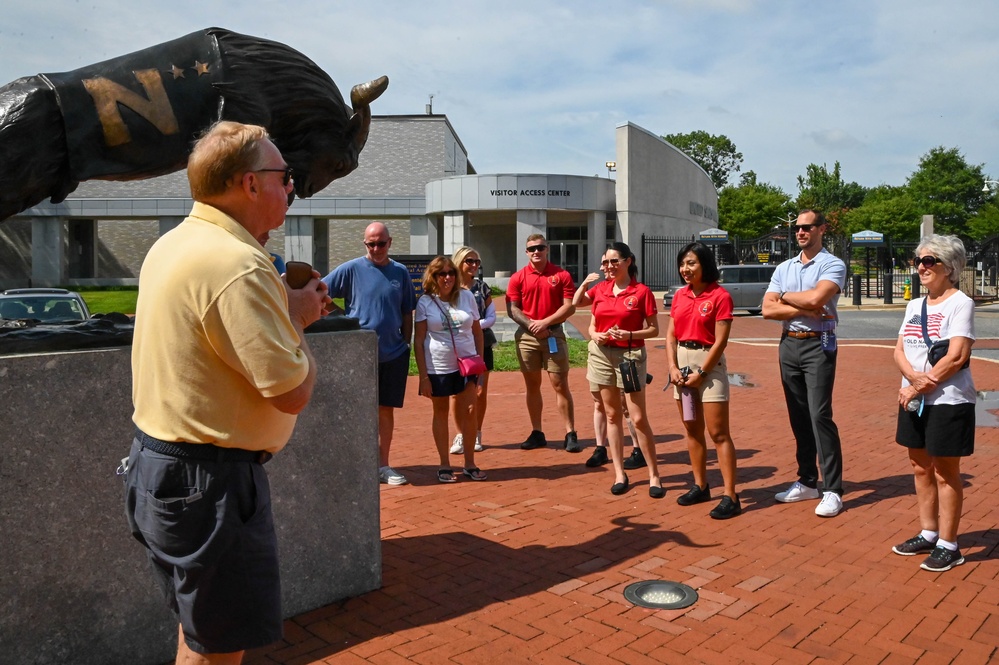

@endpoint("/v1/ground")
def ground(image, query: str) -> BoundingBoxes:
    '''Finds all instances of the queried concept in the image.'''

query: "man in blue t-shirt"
[323,222,416,486]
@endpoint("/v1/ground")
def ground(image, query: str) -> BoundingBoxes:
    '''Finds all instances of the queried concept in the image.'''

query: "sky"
[1,0,997,195]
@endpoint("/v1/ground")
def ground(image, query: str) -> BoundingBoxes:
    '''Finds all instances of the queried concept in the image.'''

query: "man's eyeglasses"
[463,258,481,266]
[253,166,294,187]
[435,270,457,278]
[526,244,548,253]
[913,255,943,269]
[794,224,817,233]
[600,258,622,266]
[364,241,388,249]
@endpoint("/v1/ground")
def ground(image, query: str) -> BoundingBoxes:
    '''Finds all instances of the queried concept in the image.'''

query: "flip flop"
[462,467,487,481]
[437,468,457,483]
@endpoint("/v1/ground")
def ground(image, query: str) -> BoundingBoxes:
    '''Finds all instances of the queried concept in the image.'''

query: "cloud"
[0,0,997,192]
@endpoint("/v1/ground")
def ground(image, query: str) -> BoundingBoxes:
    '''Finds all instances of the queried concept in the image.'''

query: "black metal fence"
[641,232,999,302]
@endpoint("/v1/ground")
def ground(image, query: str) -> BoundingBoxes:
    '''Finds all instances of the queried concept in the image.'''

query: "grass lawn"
[74,288,589,377]
[408,338,587,375]
[78,288,138,315]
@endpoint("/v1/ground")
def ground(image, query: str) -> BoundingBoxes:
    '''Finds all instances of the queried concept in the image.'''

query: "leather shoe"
[611,476,630,495]
[564,431,581,453]
[585,446,609,467]
[623,448,647,469]
[649,483,665,499]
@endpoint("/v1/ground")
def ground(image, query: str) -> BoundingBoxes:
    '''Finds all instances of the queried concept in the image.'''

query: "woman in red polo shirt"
[574,242,663,498]
[665,242,740,519]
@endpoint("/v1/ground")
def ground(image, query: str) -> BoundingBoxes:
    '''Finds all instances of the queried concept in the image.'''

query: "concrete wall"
[615,122,718,242]
[0,330,381,664]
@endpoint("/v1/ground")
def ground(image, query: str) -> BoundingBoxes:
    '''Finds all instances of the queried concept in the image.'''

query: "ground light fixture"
[623,580,698,610]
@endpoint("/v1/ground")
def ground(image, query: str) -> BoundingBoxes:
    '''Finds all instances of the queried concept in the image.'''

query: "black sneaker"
[892,534,937,556]
[676,484,711,506]
[585,446,609,467]
[622,448,647,469]
[710,495,741,520]
[564,431,582,453]
[520,430,547,450]
[920,546,965,572]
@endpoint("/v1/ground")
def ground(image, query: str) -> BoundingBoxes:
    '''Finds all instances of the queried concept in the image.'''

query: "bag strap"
[920,297,935,347]
[431,295,462,364]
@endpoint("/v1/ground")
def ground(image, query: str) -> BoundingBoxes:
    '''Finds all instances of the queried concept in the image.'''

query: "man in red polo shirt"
[506,233,579,451]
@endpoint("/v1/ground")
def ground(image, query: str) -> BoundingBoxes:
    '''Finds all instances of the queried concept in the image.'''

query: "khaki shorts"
[516,328,570,373]
[673,346,729,403]
[586,341,647,390]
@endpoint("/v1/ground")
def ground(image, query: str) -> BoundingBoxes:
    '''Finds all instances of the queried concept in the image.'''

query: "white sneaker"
[450,434,464,455]
[378,466,408,486]
[815,492,843,517]
[474,432,483,452]
[775,481,821,503]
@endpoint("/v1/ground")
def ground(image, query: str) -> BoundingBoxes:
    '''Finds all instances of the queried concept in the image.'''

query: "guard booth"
[851,230,887,298]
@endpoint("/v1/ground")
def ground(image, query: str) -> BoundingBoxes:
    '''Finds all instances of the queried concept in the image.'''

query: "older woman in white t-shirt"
[414,256,487,483]
[891,234,975,573]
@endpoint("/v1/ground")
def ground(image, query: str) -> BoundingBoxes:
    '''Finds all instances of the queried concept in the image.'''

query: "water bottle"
[905,396,922,413]
[548,336,558,354]
[681,387,696,422]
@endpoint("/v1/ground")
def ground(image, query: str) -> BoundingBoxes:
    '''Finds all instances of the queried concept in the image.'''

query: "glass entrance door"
[549,241,587,285]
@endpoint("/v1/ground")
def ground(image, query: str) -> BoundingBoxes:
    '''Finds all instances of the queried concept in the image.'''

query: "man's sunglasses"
[364,241,388,249]
[253,166,294,187]
[526,244,548,253]
[463,258,481,265]
[913,255,943,269]
[794,223,818,233]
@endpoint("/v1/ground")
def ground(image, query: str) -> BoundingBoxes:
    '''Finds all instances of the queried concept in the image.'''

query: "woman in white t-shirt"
[891,235,975,573]
[414,256,487,483]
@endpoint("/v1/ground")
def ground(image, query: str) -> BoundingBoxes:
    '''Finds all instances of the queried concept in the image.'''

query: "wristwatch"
[696,368,706,376]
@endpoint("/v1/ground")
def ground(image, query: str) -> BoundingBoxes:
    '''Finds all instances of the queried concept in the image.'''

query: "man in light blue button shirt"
[763,210,847,517]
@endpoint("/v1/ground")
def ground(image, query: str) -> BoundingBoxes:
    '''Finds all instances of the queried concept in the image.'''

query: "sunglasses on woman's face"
[463,258,481,265]
[600,258,622,266]
[913,256,943,269]
[435,270,456,278]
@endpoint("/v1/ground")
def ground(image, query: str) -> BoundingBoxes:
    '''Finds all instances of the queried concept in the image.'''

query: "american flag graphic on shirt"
[902,311,944,341]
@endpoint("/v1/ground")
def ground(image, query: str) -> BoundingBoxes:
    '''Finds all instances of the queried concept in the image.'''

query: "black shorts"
[483,343,494,372]
[378,347,410,408]
[896,403,975,457]
[426,370,477,397]
[124,437,282,654]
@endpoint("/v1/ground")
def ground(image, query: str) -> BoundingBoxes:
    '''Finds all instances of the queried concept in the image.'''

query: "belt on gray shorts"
[136,430,272,464]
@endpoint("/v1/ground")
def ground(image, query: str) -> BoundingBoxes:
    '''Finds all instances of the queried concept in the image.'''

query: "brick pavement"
[246,313,999,665]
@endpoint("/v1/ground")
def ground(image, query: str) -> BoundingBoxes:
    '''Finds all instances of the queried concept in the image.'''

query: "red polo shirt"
[588,278,657,348]
[669,282,733,346]
[506,261,575,320]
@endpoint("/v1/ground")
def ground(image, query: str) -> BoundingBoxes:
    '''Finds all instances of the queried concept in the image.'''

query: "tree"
[662,130,743,190]
[906,146,989,236]
[840,185,920,240]
[718,172,794,238]
[794,162,866,232]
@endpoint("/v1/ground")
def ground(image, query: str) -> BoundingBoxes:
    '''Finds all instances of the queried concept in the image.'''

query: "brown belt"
[785,330,820,339]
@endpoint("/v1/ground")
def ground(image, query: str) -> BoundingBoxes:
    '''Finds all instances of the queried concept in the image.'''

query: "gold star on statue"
[193,61,210,76]
[169,64,185,79]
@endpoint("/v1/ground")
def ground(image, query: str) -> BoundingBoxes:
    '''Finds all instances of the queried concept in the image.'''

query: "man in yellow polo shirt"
[124,121,328,663]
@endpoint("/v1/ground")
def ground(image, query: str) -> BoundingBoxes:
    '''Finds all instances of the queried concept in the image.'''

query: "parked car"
[0,288,91,322]
[662,264,777,315]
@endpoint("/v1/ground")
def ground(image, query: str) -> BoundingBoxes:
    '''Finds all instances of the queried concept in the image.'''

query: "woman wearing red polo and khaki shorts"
[574,242,662,498]
[665,241,740,519]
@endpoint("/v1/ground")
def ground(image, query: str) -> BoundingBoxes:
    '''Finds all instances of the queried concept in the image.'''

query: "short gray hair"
[916,234,966,286]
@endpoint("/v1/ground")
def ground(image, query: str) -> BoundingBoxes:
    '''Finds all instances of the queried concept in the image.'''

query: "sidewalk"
[246,316,999,665]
